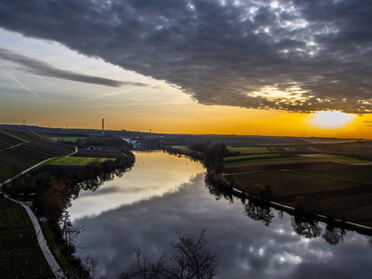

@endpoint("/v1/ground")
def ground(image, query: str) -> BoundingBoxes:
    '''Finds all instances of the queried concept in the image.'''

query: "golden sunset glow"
[1,1,372,140]
[310,111,355,129]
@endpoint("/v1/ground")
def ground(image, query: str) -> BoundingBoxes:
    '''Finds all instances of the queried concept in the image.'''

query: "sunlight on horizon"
[309,111,355,129]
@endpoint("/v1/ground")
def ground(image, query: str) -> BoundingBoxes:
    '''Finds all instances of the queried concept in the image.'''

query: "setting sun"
[310,111,355,129]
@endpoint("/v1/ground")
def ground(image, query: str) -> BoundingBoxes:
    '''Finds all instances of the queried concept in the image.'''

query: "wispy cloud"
[2,70,46,101]
[0,47,148,88]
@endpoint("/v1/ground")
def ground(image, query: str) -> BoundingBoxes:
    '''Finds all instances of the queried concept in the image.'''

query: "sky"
[0,0,372,138]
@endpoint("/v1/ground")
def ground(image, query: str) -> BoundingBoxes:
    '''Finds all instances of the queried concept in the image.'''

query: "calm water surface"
[69,151,372,279]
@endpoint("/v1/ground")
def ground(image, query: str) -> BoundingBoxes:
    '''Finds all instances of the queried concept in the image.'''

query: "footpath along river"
[68,151,372,279]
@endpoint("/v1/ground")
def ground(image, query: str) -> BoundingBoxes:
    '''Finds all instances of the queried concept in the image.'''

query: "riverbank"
[164,144,372,236]
[1,150,134,278]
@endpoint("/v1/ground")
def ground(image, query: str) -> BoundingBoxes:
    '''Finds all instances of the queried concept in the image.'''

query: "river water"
[69,151,372,279]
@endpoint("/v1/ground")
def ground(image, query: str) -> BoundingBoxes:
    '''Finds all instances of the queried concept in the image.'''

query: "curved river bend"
[69,151,372,279]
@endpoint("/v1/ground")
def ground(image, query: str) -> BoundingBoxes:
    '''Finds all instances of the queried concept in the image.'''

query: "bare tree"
[121,230,217,279]
[83,255,99,279]
[59,210,84,248]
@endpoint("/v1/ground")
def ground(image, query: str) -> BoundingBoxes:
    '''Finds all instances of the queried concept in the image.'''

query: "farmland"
[46,156,115,166]
[0,128,74,182]
[49,136,88,143]
[224,143,372,228]
[228,146,270,154]
[0,197,53,278]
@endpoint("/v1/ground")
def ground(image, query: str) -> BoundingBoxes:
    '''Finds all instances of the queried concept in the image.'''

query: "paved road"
[0,146,77,279]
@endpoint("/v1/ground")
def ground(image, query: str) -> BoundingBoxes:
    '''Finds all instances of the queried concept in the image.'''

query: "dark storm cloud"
[0,0,371,112]
[0,47,147,87]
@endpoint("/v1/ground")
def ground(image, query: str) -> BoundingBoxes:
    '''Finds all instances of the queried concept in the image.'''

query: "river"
[69,151,372,279]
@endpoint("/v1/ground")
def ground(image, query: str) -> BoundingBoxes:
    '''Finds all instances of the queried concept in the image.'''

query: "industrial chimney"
[102,118,105,135]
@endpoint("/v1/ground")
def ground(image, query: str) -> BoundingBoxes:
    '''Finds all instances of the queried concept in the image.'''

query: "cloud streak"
[0,0,371,112]
[3,70,46,100]
[0,47,148,88]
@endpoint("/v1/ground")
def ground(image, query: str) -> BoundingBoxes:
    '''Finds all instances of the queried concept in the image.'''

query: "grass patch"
[171,145,190,152]
[228,146,270,154]
[50,136,87,143]
[0,198,54,278]
[46,156,114,166]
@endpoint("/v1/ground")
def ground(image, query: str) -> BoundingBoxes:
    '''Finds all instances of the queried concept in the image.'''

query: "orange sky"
[0,29,371,139]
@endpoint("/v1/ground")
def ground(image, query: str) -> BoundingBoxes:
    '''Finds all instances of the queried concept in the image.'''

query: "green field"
[0,198,54,278]
[50,136,87,143]
[171,145,190,152]
[228,146,270,154]
[46,156,114,166]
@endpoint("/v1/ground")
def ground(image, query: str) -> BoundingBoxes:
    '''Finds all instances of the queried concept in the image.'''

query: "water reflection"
[70,152,372,279]
[68,152,204,220]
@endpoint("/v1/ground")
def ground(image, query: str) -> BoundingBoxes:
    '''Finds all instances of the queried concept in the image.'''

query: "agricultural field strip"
[171,145,190,151]
[224,156,313,168]
[46,156,114,166]
[0,142,24,152]
[223,170,268,176]
[49,136,87,142]
[228,146,270,154]
[0,206,30,227]
[225,153,372,169]
[0,130,30,143]
[300,153,372,165]
[287,167,372,185]
[224,153,287,163]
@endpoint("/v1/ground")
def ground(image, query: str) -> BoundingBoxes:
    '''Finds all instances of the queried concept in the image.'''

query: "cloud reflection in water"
[72,174,372,279]
[68,151,204,220]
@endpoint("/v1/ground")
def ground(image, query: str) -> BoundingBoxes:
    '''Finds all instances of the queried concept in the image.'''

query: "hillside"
[0,129,74,182]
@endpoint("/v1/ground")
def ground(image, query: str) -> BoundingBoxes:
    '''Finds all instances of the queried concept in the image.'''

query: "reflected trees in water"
[204,171,371,244]
[322,222,347,245]
[244,200,275,226]
[121,230,217,279]
[291,214,322,239]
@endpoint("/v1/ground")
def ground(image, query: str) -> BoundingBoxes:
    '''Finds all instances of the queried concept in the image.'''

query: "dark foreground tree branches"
[120,230,217,279]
